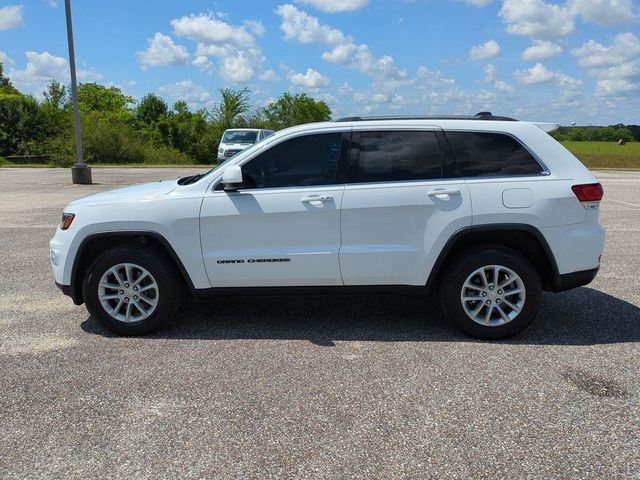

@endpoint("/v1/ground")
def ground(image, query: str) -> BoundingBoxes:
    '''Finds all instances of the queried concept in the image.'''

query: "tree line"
[551,125,638,143]
[0,62,331,166]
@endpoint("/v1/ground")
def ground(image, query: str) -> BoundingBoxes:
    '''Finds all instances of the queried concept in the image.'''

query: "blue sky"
[1,0,639,124]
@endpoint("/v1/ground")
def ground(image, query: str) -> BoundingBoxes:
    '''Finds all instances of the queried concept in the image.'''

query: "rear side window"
[348,131,443,183]
[241,133,342,189]
[445,131,543,177]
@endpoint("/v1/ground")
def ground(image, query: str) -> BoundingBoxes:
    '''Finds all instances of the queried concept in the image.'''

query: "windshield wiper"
[177,173,204,185]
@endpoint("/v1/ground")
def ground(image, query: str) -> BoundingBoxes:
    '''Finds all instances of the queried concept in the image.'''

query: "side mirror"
[221,165,243,191]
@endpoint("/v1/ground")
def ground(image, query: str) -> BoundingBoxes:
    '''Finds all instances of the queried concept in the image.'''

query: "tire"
[439,246,542,339]
[83,246,181,335]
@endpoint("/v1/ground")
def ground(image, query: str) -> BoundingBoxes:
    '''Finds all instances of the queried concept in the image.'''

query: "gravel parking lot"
[1,167,639,479]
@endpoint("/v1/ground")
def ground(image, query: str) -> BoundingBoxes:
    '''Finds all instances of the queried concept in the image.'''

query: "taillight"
[572,183,603,207]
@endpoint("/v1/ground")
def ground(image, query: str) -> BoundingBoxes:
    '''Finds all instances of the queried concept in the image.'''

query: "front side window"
[348,131,443,183]
[240,133,342,189]
[445,131,543,177]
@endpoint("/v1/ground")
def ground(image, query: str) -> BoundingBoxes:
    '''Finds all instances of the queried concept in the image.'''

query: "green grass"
[561,141,640,169]
[0,156,14,166]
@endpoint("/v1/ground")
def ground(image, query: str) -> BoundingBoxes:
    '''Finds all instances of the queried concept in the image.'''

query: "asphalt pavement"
[0,167,639,479]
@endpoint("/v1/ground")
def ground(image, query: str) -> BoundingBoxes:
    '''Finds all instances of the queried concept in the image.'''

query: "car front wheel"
[83,247,181,335]
[440,247,542,339]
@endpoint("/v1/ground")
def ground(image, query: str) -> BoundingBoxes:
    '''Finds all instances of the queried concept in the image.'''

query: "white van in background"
[217,128,274,162]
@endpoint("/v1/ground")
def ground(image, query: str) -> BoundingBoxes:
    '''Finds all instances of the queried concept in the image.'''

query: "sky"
[0,0,639,125]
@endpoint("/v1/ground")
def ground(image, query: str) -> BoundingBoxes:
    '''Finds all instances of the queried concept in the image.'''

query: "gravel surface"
[1,167,639,479]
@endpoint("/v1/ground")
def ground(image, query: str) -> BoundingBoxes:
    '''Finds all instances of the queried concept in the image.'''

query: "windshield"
[222,130,258,144]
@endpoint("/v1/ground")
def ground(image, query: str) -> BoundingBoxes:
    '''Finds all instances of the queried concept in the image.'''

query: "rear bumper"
[553,267,599,292]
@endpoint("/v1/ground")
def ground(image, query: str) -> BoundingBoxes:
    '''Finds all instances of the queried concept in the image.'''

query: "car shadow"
[81,287,640,346]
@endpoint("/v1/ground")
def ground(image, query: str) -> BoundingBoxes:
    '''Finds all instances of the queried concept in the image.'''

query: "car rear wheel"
[83,247,181,335]
[440,247,542,339]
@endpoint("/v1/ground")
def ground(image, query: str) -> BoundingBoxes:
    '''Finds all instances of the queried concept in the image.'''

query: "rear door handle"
[301,195,333,203]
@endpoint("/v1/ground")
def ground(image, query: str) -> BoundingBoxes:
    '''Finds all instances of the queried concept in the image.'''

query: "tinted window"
[222,130,258,144]
[349,131,443,183]
[241,133,342,189]
[445,131,543,177]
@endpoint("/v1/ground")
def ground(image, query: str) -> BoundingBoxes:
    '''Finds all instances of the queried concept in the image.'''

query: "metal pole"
[65,0,91,184]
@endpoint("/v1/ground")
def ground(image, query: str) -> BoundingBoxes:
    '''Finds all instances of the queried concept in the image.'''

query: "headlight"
[61,213,75,230]
[218,148,224,154]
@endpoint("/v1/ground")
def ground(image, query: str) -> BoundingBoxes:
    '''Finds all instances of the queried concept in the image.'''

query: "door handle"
[301,195,333,203]
[427,188,460,196]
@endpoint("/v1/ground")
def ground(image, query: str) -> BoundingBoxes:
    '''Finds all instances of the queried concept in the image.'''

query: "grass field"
[561,141,640,169]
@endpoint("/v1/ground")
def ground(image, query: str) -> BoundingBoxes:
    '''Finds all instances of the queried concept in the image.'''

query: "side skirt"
[192,284,430,300]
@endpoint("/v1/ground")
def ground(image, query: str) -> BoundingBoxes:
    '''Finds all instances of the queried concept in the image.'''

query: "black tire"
[439,246,542,339]
[83,246,181,335]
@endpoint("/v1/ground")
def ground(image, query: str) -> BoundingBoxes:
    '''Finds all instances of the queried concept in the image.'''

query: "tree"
[43,80,67,109]
[262,92,331,130]
[40,80,70,138]
[214,87,250,130]
[135,93,168,126]
[0,94,45,156]
[0,62,19,95]
[76,83,133,115]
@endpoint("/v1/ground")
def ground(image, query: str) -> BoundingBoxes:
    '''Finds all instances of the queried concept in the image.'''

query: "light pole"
[64,0,91,184]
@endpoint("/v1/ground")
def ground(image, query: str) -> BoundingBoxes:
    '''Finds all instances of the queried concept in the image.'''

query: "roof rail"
[335,112,518,122]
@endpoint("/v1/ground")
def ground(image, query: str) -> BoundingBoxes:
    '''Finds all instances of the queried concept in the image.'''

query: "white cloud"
[513,62,582,94]
[0,51,14,66]
[571,32,640,68]
[353,92,367,102]
[277,4,408,86]
[521,40,562,61]
[137,33,189,68]
[8,51,102,94]
[483,64,515,95]
[468,40,501,61]
[416,66,456,87]
[243,20,266,36]
[499,0,574,39]
[338,82,353,95]
[572,32,640,96]
[195,44,233,58]
[371,93,388,103]
[171,12,265,83]
[295,0,369,12]
[171,13,256,47]
[568,0,639,26]
[259,69,280,81]
[494,80,516,95]
[289,68,330,89]
[220,51,258,83]
[514,62,555,84]
[463,0,493,5]
[276,4,347,45]
[192,55,214,73]
[158,80,211,107]
[0,5,24,30]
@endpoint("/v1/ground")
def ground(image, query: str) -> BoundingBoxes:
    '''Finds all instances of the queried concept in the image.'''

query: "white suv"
[50,113,605,339]
[217,128,274,162]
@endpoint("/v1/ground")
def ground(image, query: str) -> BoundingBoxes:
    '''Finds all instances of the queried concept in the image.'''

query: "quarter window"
[445,131,543,177]
[348,131,443,183]
[241,133,342,189]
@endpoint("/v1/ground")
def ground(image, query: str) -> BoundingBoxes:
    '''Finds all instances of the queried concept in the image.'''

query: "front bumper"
[55,281,83,305]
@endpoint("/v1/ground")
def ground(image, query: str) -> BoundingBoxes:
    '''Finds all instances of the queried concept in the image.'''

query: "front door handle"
[427,188,460,197]
[301,195,333,203]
